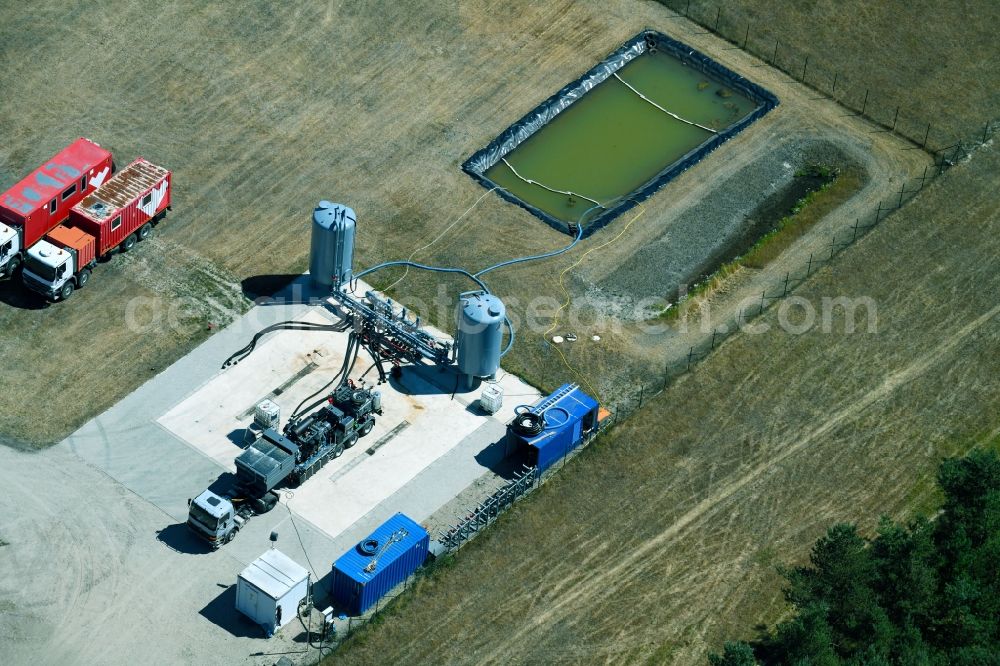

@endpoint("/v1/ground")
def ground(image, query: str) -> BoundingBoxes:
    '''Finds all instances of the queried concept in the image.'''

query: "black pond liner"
[461,30,779,238]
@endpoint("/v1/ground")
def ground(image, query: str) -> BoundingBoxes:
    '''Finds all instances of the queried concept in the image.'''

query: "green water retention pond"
[463,31,778,236]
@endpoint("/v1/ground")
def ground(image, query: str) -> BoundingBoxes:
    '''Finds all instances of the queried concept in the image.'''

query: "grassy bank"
[661,166,862,321]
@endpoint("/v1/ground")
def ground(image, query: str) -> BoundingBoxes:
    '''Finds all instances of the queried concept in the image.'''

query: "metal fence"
[436,416,613,556]
[598,123,998,430]
[438,464,538,552]
[655,0,997,159]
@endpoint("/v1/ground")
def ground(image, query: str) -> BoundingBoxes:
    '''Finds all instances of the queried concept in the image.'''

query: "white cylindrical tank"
[310,201,356,288]
[456,291,505,378]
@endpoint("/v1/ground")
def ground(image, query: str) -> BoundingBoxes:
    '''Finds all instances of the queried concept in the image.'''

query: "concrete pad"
[156,284,542,544]
[158,309,346,471]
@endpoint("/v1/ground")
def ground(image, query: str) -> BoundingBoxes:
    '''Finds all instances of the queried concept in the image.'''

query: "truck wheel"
[343,433,359,450]
[224,529,235,544]
[59,282,75,300]
[261,491,279,513]
[121,234,137,252]
[359,419,374,437]
[332,441,345,458]
[76,269,91,288]
[4,255,21,278]
[138,223,153,241]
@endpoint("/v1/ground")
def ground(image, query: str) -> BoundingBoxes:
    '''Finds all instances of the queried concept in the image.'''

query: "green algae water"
[484,51,758,224]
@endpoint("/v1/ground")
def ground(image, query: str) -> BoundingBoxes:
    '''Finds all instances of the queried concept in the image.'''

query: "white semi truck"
[188,383,381,548]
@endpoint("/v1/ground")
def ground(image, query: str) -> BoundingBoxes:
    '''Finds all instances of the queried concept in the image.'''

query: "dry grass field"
[331,142,1000,665]
[658,0,1000,146]
[0,0,926,447]
[0,0,996,664]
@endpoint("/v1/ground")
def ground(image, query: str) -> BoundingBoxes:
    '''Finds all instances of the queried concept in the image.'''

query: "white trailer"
[235,549,310,637]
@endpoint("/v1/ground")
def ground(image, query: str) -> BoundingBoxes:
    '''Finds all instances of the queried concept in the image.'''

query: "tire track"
[474,301,1000,662]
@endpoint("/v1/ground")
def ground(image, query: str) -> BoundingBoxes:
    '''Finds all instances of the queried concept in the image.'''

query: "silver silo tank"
[456,290,505,378]
[310,201,356,289]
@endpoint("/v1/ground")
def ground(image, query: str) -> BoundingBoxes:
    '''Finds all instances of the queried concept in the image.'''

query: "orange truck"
[21,158,171,301]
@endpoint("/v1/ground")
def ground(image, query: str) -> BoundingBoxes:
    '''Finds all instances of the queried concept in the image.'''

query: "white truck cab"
[0,222,21,278]
[188,490,245,548]
[22,239,76,300]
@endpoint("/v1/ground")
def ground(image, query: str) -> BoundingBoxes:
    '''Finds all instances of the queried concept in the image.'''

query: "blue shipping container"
[508,383,599,474]
[331,513,429,615]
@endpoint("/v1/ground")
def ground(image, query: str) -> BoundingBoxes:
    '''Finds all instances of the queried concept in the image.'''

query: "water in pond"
[484,51,758,224]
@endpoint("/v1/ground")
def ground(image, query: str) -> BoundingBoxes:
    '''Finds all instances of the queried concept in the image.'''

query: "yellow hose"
[543,205,646,398]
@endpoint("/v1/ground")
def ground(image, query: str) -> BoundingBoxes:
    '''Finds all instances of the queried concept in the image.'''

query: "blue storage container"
[507,383,599,474]
[331,513,429,615]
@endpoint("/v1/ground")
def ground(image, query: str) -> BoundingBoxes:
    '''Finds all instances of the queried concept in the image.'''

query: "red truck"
[0,138,113,279]
[21,158,171,301]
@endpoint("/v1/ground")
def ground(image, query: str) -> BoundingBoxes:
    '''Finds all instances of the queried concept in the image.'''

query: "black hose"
[360,341,386,384]
[290,332,358,420]
[293,329,363,419]
[221,318,349,368]
[511,409,545,436]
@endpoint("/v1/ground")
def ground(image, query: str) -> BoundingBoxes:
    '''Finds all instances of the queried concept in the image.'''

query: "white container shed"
[236,549,310,636]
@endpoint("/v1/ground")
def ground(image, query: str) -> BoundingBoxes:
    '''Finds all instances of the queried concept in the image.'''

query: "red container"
[68,158,171,257]
[46,224,96,268]
[0,138,113,249]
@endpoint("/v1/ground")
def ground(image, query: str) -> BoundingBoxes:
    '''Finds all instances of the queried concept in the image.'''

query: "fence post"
[875,200,882,223]
[852,219,859,242]
[771,39,779,65]
[831,71,838,95]
[921,123,931,149]
[802,55,809,82]
[891,106,899,131]
[713,6,720,32]
[742,23,749,48]
[919,165,928,189]
[807,252,814,276]
[829,235,837,259]
[984,121,991,144]
[759,290,766,315]
[711,329,718,350]
[860,89,869,116]
[898,183,905,208]
[782,272,790,297]
[687,346,695,371]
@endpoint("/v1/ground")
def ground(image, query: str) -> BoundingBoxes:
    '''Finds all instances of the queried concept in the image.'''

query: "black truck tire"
[4,255,21,278]
[251,491,280,514]
[138,223,153,241]
[58,282,74,300]
[343,433,359,450]
[359,419,374,437]
[76,269,91,288]
[332,441,345,458]
[121,234,137,252]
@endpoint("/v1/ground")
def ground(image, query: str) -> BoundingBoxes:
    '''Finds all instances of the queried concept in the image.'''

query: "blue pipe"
[500,315,514,357]
[473,204,597,278]
[355,200,605,362]
[353,261,491,293]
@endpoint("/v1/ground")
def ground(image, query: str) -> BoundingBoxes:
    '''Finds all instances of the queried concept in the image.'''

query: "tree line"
[711,448,1000,665]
